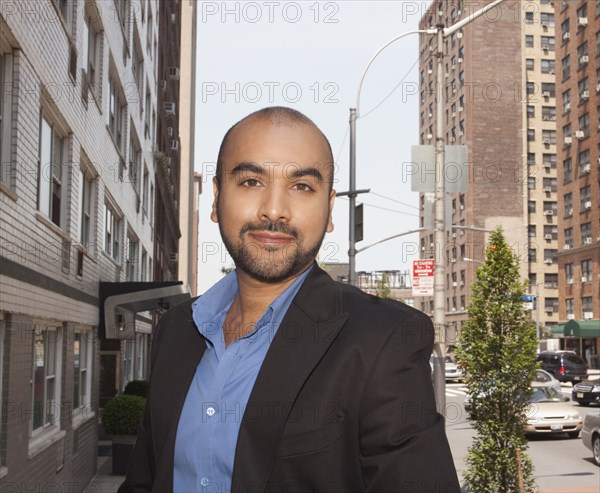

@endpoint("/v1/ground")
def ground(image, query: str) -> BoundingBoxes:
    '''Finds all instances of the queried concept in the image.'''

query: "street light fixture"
[346,0,507,415]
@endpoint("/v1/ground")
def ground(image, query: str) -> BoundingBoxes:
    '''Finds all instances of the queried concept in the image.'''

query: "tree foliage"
[455,228,538,493]
[375,272,393,299]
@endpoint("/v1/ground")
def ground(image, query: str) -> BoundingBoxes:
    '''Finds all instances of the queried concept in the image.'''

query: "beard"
[218,213,326,284]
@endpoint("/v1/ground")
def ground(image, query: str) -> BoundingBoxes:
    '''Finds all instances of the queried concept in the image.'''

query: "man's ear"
[326,189,335,233]
[210,177,219,223]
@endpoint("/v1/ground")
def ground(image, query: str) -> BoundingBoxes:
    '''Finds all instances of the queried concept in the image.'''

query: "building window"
[528,200,536,213]
[541,36,555,51]
[542,177,557,192]
[525,11,534,24]
[580,222,592,245]
[578,77,590,100]
[527,106,535,118]
[577,3,588,24]
[526,58,534,70]
[125,233,138,281]
[141,249,148,282]
[564,192,573,216]
[526,82,535,95]
[541,59,555,74]
[38,113,68,227]
[528,246,537,262]
[562,55,570,80]
[565,227,573,248]
[78,163,96,251]
[578,149,590,174]
[542,129,556,144]
[596,0,600,17]
[528,225,537,238]
[528,176,536,190]
[541,12,554,27]
[582,297,593,318]
[527,129,535,142]
[0,52,14,188]
[566,299,574,318]
[544,273,558,289]
[31,321,63,436]
[107,73,127,156]
[562,89,571,112]
[561,19,570,38]
[579,185,592,212]
[142,165,149,217]
[541,106,556,121]
[104,202,122,262]
[577,42,589,68]
[136,333,149,380]
[545,298,558,313]
[124,339,135,388]
[565,263,573,283]
[526,35,534,48]
[596,31,600,56]
[73,328,93,415]
[81,9,102,98]
[541,82,555,97]
[542,153,556,168]
[527,152,535,165]
[578,113,590,137]
[563,157,572,182]
[581,259,592,281]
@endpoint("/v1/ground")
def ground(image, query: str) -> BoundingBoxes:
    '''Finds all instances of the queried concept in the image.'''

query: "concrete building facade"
[554,0,600,357]
[0,0,161,489]
[417,0,563,338]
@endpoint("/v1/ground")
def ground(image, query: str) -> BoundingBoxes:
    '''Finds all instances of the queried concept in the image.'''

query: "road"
[444,382,600,493]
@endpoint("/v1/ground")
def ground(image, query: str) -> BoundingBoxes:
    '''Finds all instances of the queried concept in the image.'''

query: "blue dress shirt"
[173,265,312,493]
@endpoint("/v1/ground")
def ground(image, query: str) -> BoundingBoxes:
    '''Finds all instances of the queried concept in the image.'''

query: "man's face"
[211,119,335,283]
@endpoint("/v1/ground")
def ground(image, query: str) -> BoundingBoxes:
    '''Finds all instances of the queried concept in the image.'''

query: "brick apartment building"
[0,0,194,489]
[553,0,600,358]
[417,0,570,339]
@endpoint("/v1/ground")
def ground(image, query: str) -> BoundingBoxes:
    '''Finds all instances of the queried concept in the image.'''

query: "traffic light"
[355,203,363,243]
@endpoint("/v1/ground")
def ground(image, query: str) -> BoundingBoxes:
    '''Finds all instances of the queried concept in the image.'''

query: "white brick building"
[0,1,160,488]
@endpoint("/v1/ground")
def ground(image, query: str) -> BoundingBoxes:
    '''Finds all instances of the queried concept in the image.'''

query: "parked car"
[533,369,562,394]
[572,381,600,406]
[524,384,582,438]
[536,351,588,383]
[581,413,600,466]
[429,354,463,382]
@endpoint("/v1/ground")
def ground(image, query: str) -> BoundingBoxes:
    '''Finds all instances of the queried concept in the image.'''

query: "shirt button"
[206,406,216,417]
[200,477,209,486]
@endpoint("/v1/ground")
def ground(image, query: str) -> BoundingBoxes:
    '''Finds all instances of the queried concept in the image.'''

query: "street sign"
[521,294,534,311]
[412,259,435,297]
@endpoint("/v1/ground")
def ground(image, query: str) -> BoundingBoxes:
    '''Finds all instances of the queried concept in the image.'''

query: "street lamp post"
[347,0,507,414]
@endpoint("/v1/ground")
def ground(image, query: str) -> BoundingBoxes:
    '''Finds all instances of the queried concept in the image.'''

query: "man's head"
[212,106,336,283]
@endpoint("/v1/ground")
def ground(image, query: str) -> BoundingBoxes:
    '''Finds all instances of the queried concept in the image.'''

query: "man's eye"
[241,178,261,187]
[293,183,314,192]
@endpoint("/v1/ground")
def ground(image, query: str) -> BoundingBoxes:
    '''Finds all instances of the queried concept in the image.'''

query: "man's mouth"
[248,232,295,245]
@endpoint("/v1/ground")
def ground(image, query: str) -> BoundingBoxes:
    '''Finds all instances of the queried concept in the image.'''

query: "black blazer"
[119,265,460,493]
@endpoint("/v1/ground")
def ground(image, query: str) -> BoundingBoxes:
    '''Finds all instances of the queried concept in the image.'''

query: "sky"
[195,1,433,293]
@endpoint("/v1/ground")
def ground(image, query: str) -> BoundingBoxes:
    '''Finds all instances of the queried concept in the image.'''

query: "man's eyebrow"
[288,166,325,183]
[230,162,263,176]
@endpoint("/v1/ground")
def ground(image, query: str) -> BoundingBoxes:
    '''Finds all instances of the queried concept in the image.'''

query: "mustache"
[239,221,300,239]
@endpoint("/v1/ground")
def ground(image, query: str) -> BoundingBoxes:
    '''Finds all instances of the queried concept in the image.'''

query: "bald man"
[119,107,459,493]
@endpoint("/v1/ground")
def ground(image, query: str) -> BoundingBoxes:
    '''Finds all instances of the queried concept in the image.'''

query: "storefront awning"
[100,281,191,339]
[551,320,600,338]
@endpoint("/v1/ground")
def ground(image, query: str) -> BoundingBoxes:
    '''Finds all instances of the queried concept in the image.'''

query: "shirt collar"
[191,264,314,346]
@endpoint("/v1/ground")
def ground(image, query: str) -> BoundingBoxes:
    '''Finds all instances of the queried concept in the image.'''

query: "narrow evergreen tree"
[455,228,538,493]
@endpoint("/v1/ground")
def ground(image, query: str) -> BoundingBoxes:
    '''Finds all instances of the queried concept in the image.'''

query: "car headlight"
[527,419,539,424]
[566,413,580,419]
[592,386,600,393]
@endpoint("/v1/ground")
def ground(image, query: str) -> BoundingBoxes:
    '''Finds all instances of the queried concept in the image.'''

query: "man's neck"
[222,265,310,346]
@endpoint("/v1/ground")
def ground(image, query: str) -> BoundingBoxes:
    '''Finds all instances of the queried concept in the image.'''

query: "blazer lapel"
[231,265,349,492]
[152,301,207,490]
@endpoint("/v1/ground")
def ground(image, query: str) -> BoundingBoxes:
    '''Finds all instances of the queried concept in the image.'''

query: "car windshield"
[564,354,585,365]
[533,370,551,383]
[529,386,562,403]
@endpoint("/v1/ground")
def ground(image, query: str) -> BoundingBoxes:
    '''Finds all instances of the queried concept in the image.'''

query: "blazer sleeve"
[358,311,461,492]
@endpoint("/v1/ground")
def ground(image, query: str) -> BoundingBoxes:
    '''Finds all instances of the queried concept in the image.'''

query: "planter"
[111,434,137,475]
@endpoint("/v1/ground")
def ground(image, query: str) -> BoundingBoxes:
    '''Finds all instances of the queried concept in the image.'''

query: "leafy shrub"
[123,380,149,398]
[102,395,146,436]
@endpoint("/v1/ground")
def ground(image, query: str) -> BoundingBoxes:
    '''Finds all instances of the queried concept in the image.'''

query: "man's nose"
[258,186,291,223]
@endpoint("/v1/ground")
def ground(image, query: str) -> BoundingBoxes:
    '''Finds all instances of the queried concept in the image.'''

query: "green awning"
[553,320,600,338]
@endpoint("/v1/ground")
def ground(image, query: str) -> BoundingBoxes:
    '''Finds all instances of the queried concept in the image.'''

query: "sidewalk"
[83,442,124,493]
